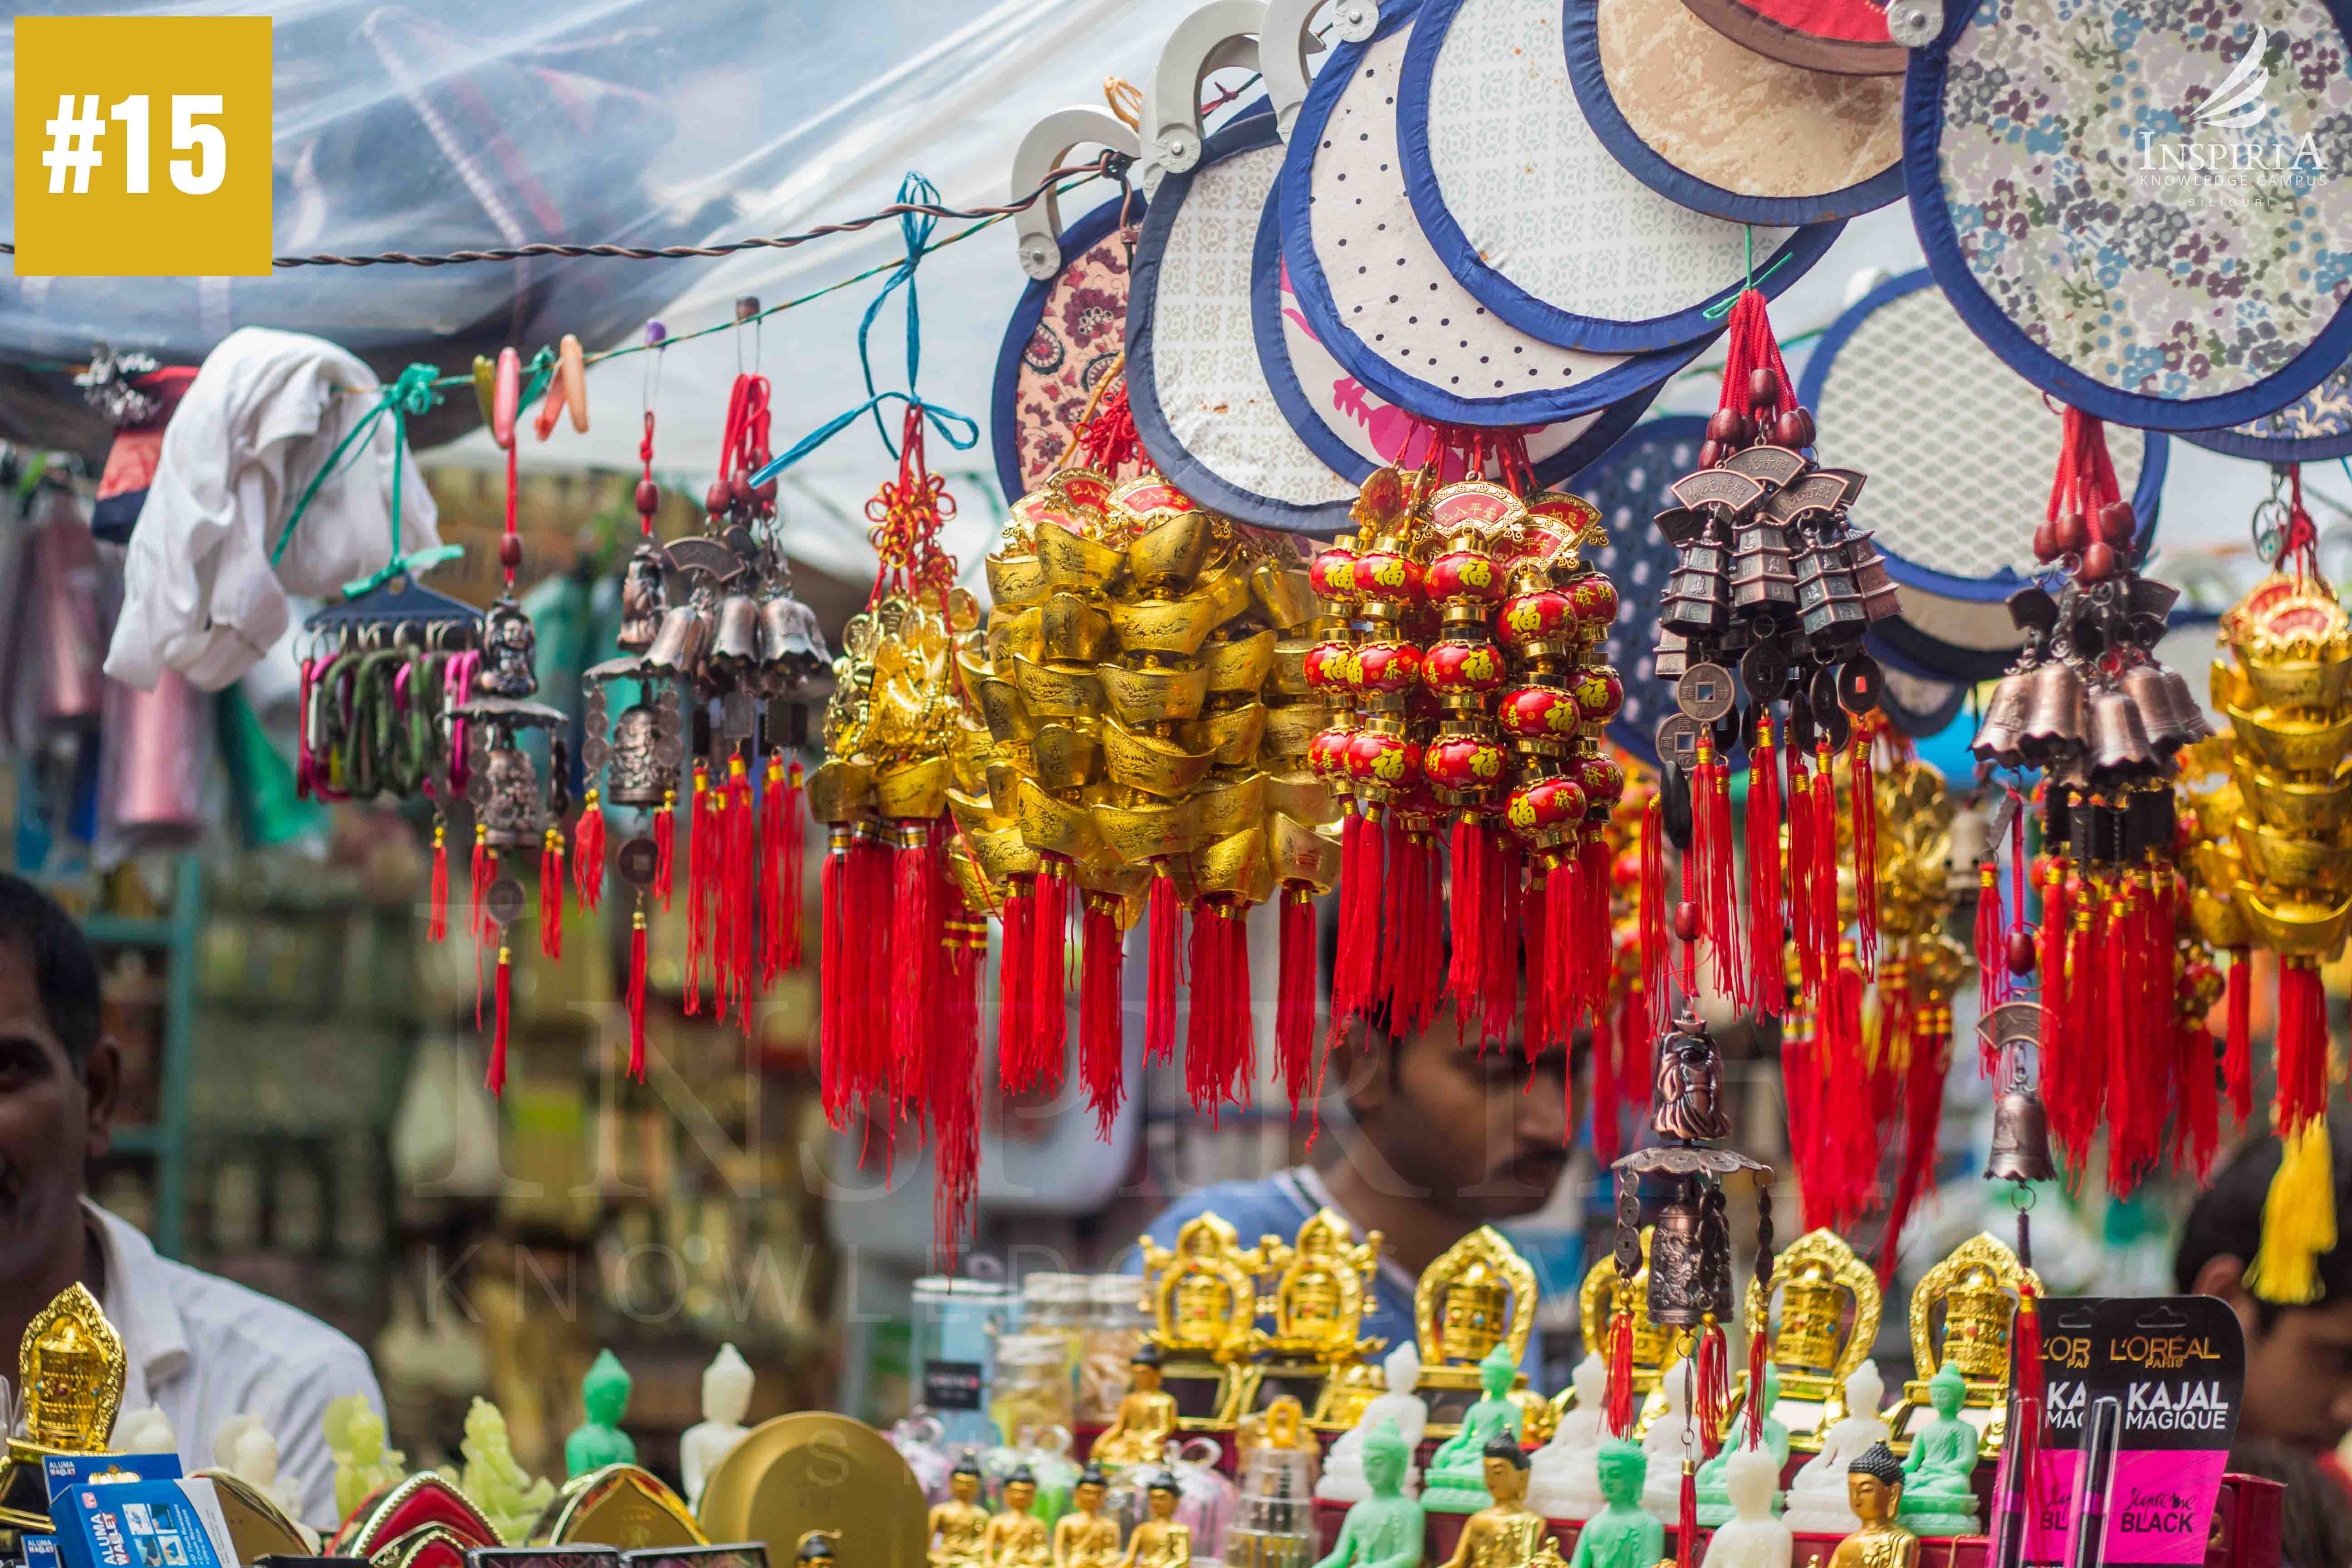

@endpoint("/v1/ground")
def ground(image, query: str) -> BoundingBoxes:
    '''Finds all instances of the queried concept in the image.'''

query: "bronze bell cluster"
[454,597,570,851]
[1648,376,1896,761]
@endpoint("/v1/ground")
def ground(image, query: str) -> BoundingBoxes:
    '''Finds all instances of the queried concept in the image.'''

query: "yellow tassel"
[2248,1119,2337,1304]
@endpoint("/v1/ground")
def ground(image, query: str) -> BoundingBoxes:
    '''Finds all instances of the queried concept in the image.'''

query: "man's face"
[0,942,112,1276]
[2193,1254,2352,1454]
[1340,1021,1570,1221]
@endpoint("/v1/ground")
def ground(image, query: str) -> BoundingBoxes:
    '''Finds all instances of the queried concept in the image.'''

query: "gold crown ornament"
[1412,1226,1550,1440]
[1882,1233,2041,1455]
[1727,1229,1881,1453]
[0,1283,128,1532]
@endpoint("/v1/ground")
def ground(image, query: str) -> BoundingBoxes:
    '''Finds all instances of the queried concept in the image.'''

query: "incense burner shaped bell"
[1731,1230,1882,1453]
[455,598,569,851]
[1410,1226,1552,1441]
[0,1284,128,1531]
[1882,1234,2041,1454]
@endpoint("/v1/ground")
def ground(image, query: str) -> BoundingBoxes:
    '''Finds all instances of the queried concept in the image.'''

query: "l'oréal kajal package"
[2020,1296,2243,1568]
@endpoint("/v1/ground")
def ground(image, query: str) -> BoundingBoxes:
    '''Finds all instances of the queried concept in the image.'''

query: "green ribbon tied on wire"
[270,361,463,598]
[750,170,980,488]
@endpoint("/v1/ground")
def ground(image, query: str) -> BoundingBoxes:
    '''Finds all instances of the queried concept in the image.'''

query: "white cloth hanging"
[104,326,441,691]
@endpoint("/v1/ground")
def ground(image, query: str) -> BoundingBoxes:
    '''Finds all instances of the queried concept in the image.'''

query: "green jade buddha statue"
[1313,1420,1426,1568]
[1423,1343,1525,1514]
[461,1396,555,1544]
[1697,1364,1789,1526]
[1564,1441,1664,1568]
[1895,1362,1980,1538]
[566,1349,639,1478]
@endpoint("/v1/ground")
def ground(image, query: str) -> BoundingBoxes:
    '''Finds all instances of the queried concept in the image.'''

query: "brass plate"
[696,1415,925,1568]
[195,1469,317,1560]
[534,1465,705,1550]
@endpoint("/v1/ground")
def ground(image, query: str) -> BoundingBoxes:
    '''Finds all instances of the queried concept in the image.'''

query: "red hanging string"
[1448,818,1488,1038]
[627,904,649,1081]
[574,792,606,913]
[471,835,494,1030]
[997,875,1038,1087]
[540,828,565,961]
[1605,1299,1637,1438]
[931,917,986,1263]
[1276,886,1321,1127]
[1746,717,1783,1017]
[1975,862,2004,1025]
[1031,858,1072,1091]
[2278,957,2329,1132]
[1185,899,1255,1119]
[2224,949,2254,1123]
[427,816,449,943]
[683,762,712,1014]
[1480,834,1523,1048]
[820,838,849,1122]
[1639,798,1668,1031]
[1081,894,1127,1138]
[1694,1319,1730,1460]
[779,761,806,970]
[1850,724,1878,975]
[1146,863,1181,1061]
[653,788,676,909]
[889,825,941,1078]
[1743,1319,1769,1451]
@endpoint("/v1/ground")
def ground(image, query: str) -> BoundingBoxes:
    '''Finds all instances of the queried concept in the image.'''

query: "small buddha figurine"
[1054,1464,1124,1568]
[1121,1471,1192,1568]
[566,1349,638,1478]
[1699,1448,1792,1568]
[1639,1358,1700,1518]
[1827,1446,1916,1568]
[1317,1343,1428,1504]
[1563,1442,1664,1568]
[114,1406,176,1455]
[1782,1363,1890,1537]
[1528,1352,1608,1520]
[683,1344,756,1510]
[1423,1342,1526,1514]
[1894,1363,1980,1538]
[1313,1420,1425,1568]
[932,1457,995,1568]
[985,1465,1055,1568]
[324,1394,406,1521]
[1091,1344,1179,1469]
[1698,1365,1789,1525]
[461,1396,555,1544]
[800,1532,843,1568]
[231,1425,307,1519]
[1436,1438,1548,1568]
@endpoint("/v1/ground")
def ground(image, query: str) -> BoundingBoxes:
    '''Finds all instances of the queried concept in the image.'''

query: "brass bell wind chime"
[1969,404,2217,1196]
[1305,440,1627,1078]
[2180,465,2352,1301]
[1606,996,1772,1568]
[1637,288,1903,1228]
[574,340,829,1074]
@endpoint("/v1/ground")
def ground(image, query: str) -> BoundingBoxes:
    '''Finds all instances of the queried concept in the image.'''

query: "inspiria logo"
[2136,23,2330,193]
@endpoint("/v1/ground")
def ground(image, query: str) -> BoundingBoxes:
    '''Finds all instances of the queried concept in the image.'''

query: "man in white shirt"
[0,873,386,1530]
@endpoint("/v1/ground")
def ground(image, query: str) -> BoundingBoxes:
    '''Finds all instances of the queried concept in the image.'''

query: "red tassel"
[2179,1001,2220,1181]
[997,876,1038,1088]
[1578,832,1610,1035]
[1335,809,1387,1038]
[471,835,494,1031]
[820,836,849,1123]
[1185,900,1254,1119]
[779,762,805,970]
[890,825,940,1073]
[486,941,511,1096]
[726,758,757,1028]
[1785,755,1818,990]
[1544,855,1578,1046]
[684,763,712,1014]
[539,828,565,961]
[1880,1000,1950,1287]
[653,789,676,909]
[1694,1318,1730,1460]
[2278,957,2329,1131]
[427,817,449,943]
[1851,725,1878,975]
[2225,949,2254,1123]
[1277,886,1320,1125]
[1701,752,1742,1005]
[1809,744,1839,995]
[1975,862,2003,1026]
[1524,858,1550,1061]
[1482,835,1523,1047]
[1396,832,1444,1042]
[1745,718,1783,1017]
[2010,1285,2050,1564]
[1639,798,1668,1030]
[1605,1302,1637,1438]
[851,832,895,1122]
[1677,1459,1698,1568]
[1031,858,1071,1090]
[1147,863,1181,1061]
[1333,813,1367,1033]
[931,917,985,1262]
[1080,894,1127,1137]
[1448,818,1487,1037]
[758,761,785,985]
[627,904,648,1081]
[575,790,606,913]
[1743,1320,1768,1451]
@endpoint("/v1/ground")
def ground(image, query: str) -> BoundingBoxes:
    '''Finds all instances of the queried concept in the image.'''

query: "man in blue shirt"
[1133,927,1573,1376]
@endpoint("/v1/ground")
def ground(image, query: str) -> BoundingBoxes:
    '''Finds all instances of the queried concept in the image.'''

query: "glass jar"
[1078,1273,1150,1424]
[912,1275,1010,1451]
[1225,1438,1320,1568]
[990,1330,1077,1460]
[1021,1272,1094,1378]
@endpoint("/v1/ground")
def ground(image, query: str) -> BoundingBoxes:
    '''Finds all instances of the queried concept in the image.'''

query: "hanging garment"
[105,327,441,691]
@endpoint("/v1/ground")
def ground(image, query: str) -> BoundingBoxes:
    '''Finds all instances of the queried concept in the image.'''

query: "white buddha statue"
[114,1406,176,1454]
[1781,1362,1891,1536]
[681,1343,756,1510]
[1699,1448,1792,1568]
[1316,1342,1428,1503]
[1640,1357,1702,1517]
[1527,1352,1609,1520]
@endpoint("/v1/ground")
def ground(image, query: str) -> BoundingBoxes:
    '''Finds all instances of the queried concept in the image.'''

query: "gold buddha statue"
[1137,1214,1274,1431]
[930,1459,993,1568]
[1826,1445,1917,1568]
[1883,1233,2041,1454]
[1091,1344,1180,1468]
[1242,1210,1383,1430]
[1415,1227,1548,1441]
[0,1283,128,1531]
[983,1466,1054,1568]
[1574,1230,1671,1436]
[1729,1229,1882,1453]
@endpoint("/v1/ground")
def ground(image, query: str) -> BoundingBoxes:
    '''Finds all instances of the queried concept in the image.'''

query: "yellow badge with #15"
[12,16,272,276]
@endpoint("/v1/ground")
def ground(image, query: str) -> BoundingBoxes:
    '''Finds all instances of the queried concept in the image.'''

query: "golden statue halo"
[1414,1225,1537,1370]
[21,1281,125,1453]
[1908,1232,2040,1384]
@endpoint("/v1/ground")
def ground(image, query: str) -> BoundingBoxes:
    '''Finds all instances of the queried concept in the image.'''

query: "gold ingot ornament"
[1194,772,1270,841]
[986,553,1050,610]
[1036,519,1128,593]
[1205,629,1278,694]
[1093,797,1202,862]
[1100,661,1211,725]
[1102,720,1218,798]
